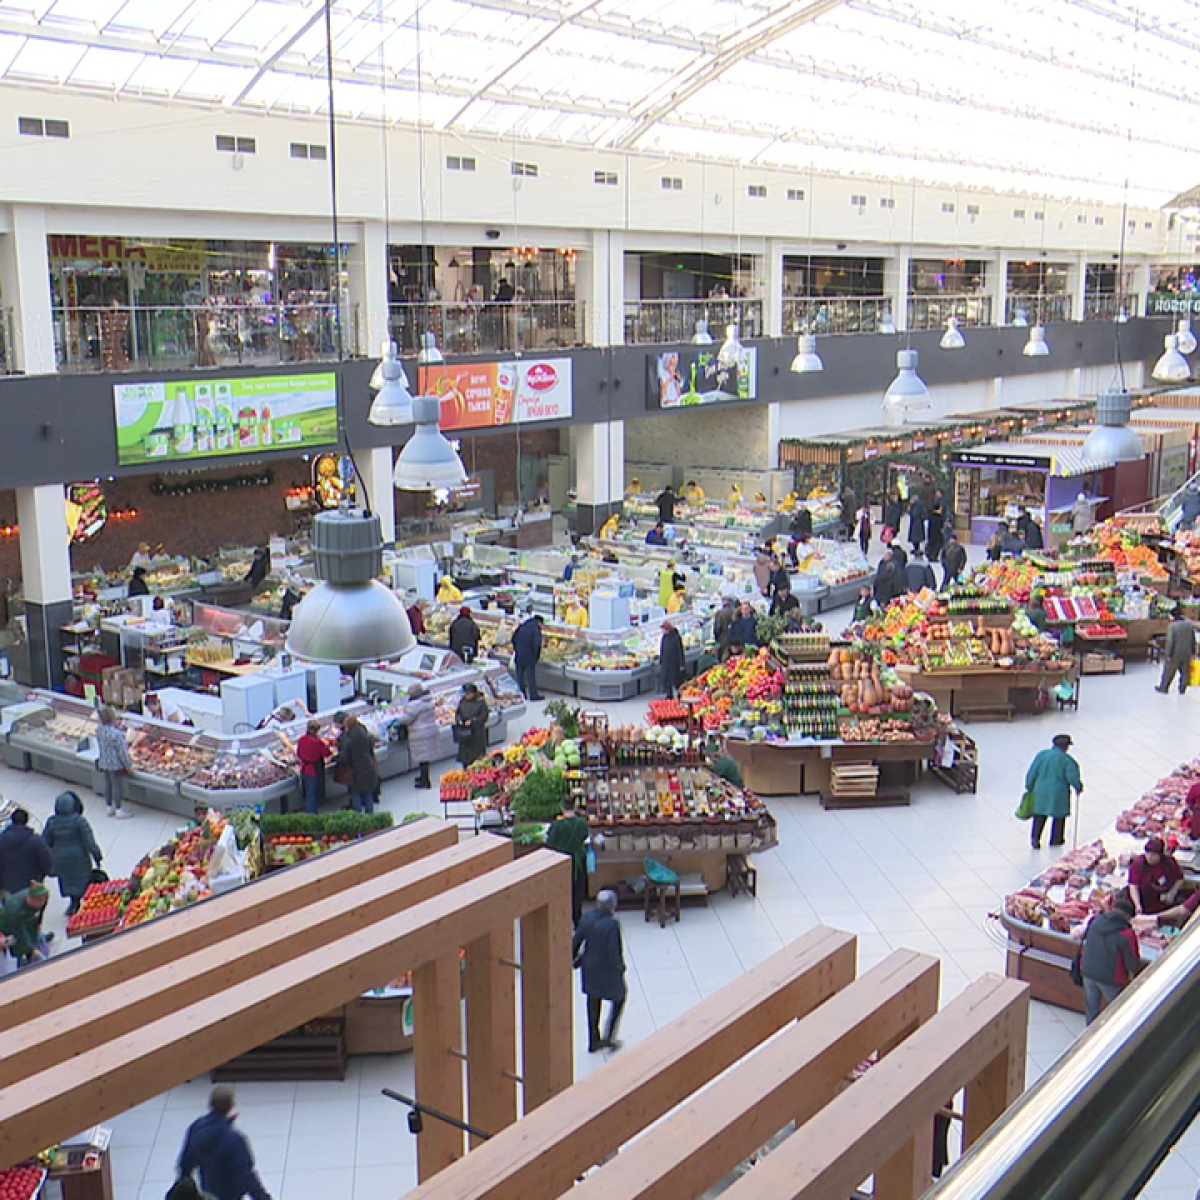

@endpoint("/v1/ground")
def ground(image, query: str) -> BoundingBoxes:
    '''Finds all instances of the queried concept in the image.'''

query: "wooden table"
[722,738,935,798]
[898,662,1075,719]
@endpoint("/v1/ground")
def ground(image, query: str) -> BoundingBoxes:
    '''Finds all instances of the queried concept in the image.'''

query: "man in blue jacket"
[178,1087,272,1200]
[511,613,544,701]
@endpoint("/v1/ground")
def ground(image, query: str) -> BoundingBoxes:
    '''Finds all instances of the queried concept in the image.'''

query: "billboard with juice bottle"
[417,357,573,431]
[113,372,338,465]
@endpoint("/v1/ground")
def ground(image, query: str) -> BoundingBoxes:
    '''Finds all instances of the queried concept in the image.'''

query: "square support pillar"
[355,446,396,544]
[346,221,391,362]
[16,484,72,689]
[764,240,786,338]
[573,420,624,535]
[579,230,624,346]
[464,923,518,1146]
[413,950,466,1181]
[0,206,56,375]
[519,876,574,1113]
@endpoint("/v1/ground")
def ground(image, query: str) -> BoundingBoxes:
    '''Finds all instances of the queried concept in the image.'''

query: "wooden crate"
[829,762,878,797]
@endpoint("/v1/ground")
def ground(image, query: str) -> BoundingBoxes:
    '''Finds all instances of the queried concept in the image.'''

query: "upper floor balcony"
[623,298,764,345]
[387,299,585,356]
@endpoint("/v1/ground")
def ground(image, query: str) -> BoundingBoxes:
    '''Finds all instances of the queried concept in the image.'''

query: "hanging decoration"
[150,469,275,497]
[65,483,108,544]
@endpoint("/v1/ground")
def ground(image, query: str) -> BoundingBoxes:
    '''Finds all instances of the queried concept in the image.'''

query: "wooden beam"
[403,927,857,1200]
[962,995,1028,1149]
[718,974,1030,1200]
[415,951,466,1182]
[0,853,568,1168]
[0,818,459,1031]
[519,887,574,1113]
[0,836,511,1088]
[464,923,518,1146]
[568,950,940,1200]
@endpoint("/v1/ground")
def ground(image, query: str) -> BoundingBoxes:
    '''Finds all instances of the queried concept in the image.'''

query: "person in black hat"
[1024,734,1083,849]
[127,566,150,598]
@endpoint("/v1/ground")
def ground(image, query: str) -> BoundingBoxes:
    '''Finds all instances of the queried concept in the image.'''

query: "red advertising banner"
[417,358,573,431]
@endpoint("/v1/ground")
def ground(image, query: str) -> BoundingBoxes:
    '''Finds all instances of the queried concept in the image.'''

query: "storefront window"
[782,256,884,297]
[1006,261,1069,294]
[908,259,986,295]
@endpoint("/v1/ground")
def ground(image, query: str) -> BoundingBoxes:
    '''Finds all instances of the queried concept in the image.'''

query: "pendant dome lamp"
[393,394,468,491]
[878,309,897,335]
[1115,305,1130,324]
[1082,388,1144,466]
[1152,334,1191,383]
[367,340,414,426]
[1012,307,1029,328]
[883,348,931,426]
[692,319,714,345]
[417,330,444,364]
[717,323,746,371]
[1023,325,1050,357]
[940,317,966,350]
[790,332,824,374]
[1176,318,1197,356]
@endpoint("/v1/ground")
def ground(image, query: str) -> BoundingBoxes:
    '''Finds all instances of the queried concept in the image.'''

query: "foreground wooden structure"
[0,819,573,1182]
[405,933,1029,1200]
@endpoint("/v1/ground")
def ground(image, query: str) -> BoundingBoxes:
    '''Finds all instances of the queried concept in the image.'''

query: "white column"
[575,420,624,508]
[579,229,624,347]
[1129,262,1151,317]
[16,484,72,688]
[987,252,1007,327]
[0,206,56,374]
[356,447,396,544]
[346,221,390,361]
[886,249,911,332]
[764,239,785,338]
[1069,253,1087,322]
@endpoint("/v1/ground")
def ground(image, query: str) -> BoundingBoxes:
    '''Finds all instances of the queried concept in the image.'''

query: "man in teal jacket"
[1025,733,1083,849]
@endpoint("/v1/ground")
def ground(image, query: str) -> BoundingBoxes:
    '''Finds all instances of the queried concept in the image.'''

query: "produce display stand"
[212,1013,348,1082]
[343,985,414,1055]
[47,1136,114,1200]
[896,661,1075,721]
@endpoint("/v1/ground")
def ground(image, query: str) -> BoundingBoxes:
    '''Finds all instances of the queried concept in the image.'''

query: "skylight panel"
[6,37,84,82]
[67,45,144,89]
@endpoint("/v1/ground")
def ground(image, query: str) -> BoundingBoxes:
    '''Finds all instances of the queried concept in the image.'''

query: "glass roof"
[0,0,1197,206]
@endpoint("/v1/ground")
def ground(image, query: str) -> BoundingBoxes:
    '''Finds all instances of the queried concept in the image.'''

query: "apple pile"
[65,878,128,936]
[0,1166,44,1200]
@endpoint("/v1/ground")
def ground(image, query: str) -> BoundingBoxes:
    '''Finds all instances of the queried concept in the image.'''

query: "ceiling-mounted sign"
[1146,292,1200,317]
[647,347,757,409]
[952,450,1053,471]
[417,358,573,431]
[114,372,338,466]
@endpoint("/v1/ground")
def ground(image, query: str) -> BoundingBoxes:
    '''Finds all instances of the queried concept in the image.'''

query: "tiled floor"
[8,585,1200,1197]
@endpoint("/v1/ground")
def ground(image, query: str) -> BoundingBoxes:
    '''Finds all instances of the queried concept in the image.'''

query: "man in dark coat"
[770,581,800,618]
[127,566,150,598]
[904,551,937,594]
[884,494,903,541]
[1156,610,1198,694]
[873,548,904,607]
[926,501,946,562]
[728,603,758,650]
[572,890,626,1052]
[511,613,544,700]
[790,507,813,540]
[658,621,685,698]
[448,606,481,663]
[655,486,677,525]
[839,486,857,539]
[1080,895,1140,1025]
[244,546,271,592]
[712,597,737,657]
[178,1086,272,1200]
[941,533,968,589]
[767,556,791,601]
[906,494,927,555]
[0,809,53,897]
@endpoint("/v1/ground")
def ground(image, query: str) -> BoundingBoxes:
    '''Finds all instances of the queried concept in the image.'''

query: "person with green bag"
[1024,733,1084,849]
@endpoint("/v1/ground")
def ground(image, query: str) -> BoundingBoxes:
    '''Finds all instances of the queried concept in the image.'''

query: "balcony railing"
[0,307,12,374]
[389,299,584,356]
[624,298,764,345]
[781,296,890,336]
[1004,293,1073,325]
[51,303,358,373]
[907,294,993,330]
[1083,292,1138,321]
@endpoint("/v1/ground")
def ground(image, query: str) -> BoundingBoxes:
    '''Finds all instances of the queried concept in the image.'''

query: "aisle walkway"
[3,613,1197,1197]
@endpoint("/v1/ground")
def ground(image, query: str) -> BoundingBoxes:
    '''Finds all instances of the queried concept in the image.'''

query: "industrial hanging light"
[1023,325,1050,357]
[417,331,444,364]
[691,319,714,345]
[1114,305,1130,324]
[790,333,823,374]
[393,394,468,491]
[1152,333,1191,383]
[878,309,897,335]
[1082,388,1144,466]
[716,323,745,371]
[940,317,966,350]
[368,341,414,426]
[1176,318,1197,356]
[286,508,415,665]
[883,348,931,426]
[1012,307,1029,328]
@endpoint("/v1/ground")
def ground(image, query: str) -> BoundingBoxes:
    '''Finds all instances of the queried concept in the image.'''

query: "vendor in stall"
[279,586,302,622]
[708,751,744,788]
[1128,837,1185,915]
[128,566,150,598]
[130,543,155,568]
[437,575,464,604]
[1025,594,1050,634]
[683,480,706,502]
[599,513,620,540]
[244,545,271,592]
[144,692,192,726]
[666,584,688,615]
[565,596,591,626]
[852,585,877,623]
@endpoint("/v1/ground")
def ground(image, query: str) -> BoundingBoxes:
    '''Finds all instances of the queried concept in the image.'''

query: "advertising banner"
[417,358,573,431]
[114,372,338,466]
[647,346,757,409]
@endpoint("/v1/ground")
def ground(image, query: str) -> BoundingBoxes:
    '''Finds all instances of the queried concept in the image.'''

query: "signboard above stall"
[417,358,573,432]
[647,346,758,409]
[113,372,339,466]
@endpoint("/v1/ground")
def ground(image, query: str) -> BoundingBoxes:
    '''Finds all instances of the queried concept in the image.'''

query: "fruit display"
[260,811,393,867]
[0,1165,46,1200]
[920,639,994,671]
[65,878,129,936]
[1071,521,1167,579]
[840,715,944,744]
[1042,595,1100,623]
[1173,529,1200,583]
[128,735,215,780]
[647,698,689,723]
[1077,621,1127,640]
[939,583,1013,616]
[680,649,785,732]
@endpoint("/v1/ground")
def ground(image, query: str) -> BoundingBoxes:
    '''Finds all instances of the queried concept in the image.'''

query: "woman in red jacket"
[295,720,331,815]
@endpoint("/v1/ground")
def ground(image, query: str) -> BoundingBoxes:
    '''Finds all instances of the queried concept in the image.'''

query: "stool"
[726,853,758,898]
[643,858,681,927]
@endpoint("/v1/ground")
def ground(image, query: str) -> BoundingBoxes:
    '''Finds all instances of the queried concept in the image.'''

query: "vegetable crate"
[930,728,978,795]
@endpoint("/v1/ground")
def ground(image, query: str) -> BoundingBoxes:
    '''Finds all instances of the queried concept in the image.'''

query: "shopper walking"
[177,1086,273,1200]
[790,506,813,541]
[545,798,590,925]
[400,683,438,789]
[1079,895,1140,1025]
[511,613,544,700]
[712,596,737,657]
[335,715,379,815]
[0,884,50,965]
[0,809,52,898]
[839,485,857,541]
[453,683,490,766]
[295,720,331,814]
[728,602,758,650]
[448,606,481,664]
[95,705,134,818]
[873,548,904,608]
[655,485,677,525]
[752,548,773,597]
[767,555,791,602]
[1156,609,1196,694]
[573,889,626,1052]
[43,791,102,916]
[906,493,927,555]
[770,580,800,619]
[658,621,685,698]
[941,532,968,589]
[904,550,937,594]
[1025,734,1083,849]
[926,499,946,563]
[883,494,903,546]
[856,504,872,556]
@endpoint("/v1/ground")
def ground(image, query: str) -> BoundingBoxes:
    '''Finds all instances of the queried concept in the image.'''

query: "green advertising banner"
[114,372,339,466]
